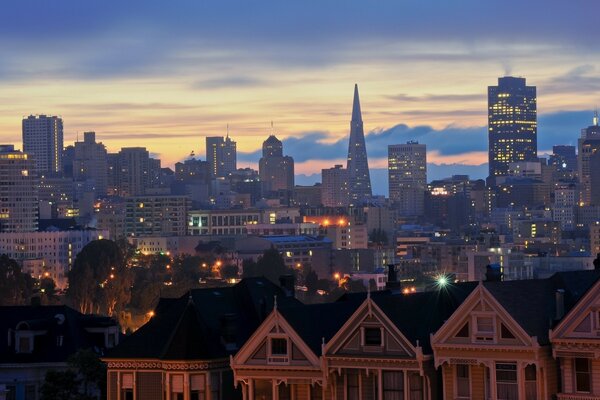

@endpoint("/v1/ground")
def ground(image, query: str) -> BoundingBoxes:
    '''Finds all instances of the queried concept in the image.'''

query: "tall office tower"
[0,145,38,232]
[488,77,537,183]
[116,147,153,197]
[258,135,294,197]
[346,84,372,205]
[206,134,236,178]
[321,165,349,207]
[73,132,108,196]
[549,145,577,182]
[388,141,427,216]
[22,114,64,174]
[578,112,600,205]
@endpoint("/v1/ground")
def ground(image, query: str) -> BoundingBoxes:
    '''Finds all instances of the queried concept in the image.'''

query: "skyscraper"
[578,112,600,206]
[22,114,64,174]
[73,132,108,196]
[388,141,427,216]
[259,135,294,197]
[0,145,38,232]
[206,134,236,178]
[346,84,372,205]
[321,165,349,207]
[488,77,537,182]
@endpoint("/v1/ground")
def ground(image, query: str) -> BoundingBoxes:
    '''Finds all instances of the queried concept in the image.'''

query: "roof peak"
[352,84,362,122]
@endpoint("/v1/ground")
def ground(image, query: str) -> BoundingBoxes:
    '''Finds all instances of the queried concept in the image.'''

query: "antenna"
[226,123,229,138]
[270,121,274,136]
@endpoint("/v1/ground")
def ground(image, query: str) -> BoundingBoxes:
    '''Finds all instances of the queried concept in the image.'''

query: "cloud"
[191,76,268,90]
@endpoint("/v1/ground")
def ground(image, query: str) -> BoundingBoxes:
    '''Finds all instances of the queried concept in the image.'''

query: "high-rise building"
[109,147,158,197]
[22,114,64,174]
[346,84,372,205]
[258,135,294,197]
[388,141,427,216]
[488,77,537,182]
[206,135,236,178]
[578,113,600,206]
[73,132,108,196]
[321,165,349,207]
[0,145,38,232]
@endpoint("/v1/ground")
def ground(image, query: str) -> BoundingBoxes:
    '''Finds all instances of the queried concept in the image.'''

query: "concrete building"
[0,145,38,233]
[73,131,108,196]
[324,222,368,250]
[0,229,107,287]
[108,147,159,197]
[125,195,190,237]
[388,141,427,216]
[321,165,349,207]
[22,115,63,174]
[206,135,236,178]
[578,112,600,205]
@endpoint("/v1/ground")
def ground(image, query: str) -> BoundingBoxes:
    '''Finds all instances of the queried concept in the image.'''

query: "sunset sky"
[1,1,599,193]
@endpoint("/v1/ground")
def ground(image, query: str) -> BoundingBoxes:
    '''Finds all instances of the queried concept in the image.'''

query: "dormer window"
[474,315,495,342]
[267,336,289,364]
[363,327,382,346]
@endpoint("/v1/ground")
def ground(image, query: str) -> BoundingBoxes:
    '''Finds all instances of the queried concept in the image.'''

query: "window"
[190,374,206,400]
[364,327,382,346]
[211,373,221,400]
[270,338,288,355]
[347,372,359,400]
[496,363,518,400]
[17,335,31,353]
[575,358,591,393]
[456,365,470,398]
[524,364,537,400]
[121,373,134,400]
[475,316,495,341]
[409,372,423,399]
[382,371,403,400]
[171,374,184,400]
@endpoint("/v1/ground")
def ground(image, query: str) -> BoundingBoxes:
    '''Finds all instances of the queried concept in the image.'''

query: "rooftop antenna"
[594,109,599,126]
[226,123,229,138]
[270,120,274,136]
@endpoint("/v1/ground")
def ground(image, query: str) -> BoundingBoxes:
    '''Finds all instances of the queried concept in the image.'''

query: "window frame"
[574,358,592,393]
[362,326,383,347]
[455,364,471,399]
[267,335,290,364]
[472,313,496,343]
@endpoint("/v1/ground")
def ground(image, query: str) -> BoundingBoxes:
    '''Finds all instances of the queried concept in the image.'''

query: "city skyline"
[0,1,598,183]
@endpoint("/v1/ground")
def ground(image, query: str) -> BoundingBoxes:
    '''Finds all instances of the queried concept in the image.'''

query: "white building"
[22,115,63,174]
[321,165,349,207]
[0,229,108,288]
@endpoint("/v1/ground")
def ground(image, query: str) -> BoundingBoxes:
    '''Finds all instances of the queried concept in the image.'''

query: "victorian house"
[230,281,476,400]
[431,271,599,400]
[550,274,600,399]
[103,277,300,400]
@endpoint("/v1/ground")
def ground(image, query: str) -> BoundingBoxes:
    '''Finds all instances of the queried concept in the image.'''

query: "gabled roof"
[482,270,600,345]
[106,277,301,360]
[0,305,117,364]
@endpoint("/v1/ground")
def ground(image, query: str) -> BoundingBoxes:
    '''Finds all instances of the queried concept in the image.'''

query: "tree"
[242,247,291,284]
[220,264,239,280]
[40,370,82,400]
[0,254,34,305]
[69,349,106,399]
[304,268,319,294]
[40,277,56,297]
[67,239,132,317]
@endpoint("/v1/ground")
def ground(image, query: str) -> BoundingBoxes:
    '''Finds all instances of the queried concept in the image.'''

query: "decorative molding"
[106,359,228,370]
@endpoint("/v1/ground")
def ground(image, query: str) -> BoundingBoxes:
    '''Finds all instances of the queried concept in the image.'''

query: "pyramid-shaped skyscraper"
[346,84,372,205]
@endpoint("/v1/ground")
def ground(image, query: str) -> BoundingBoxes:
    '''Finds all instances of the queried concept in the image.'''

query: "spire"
[352,83,362,122]
[594,110,599,127]
[226,123,229,138]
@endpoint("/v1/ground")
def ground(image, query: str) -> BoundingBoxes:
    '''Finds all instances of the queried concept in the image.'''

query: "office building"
[0,145,38,233]
[321,165,349,207]
[125,195,190,237]
[578,112,600,206]
[206,135,236,178]
[258,135,294,197]
[346,84,372,205]
[73,132,108,196]
[488,77,537,182]
[109,147,159,197]
[22,115,64,175]
[388,141,427,216]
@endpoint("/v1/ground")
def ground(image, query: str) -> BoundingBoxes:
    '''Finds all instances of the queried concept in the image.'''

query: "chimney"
[386,264,401,293]
[279,274,295,297]
[555,289,565,320]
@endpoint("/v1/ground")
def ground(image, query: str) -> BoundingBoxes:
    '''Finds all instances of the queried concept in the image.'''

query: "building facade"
[346,84,372,205]
[206,135,237,179]
[0,145,38,233]
[488,77,537,182]
[388,141,427,216]
[22,114,63,174]
[259,135,294,197]
[125,195,190,237]
[322,165,349,208]
[73,131,108,196]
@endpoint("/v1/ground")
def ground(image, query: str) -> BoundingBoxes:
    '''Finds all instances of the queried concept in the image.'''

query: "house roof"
[0,305,117,364]
[106,277,301,360]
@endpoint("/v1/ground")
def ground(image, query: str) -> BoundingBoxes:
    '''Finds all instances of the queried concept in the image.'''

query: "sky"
[1,1,599,195]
